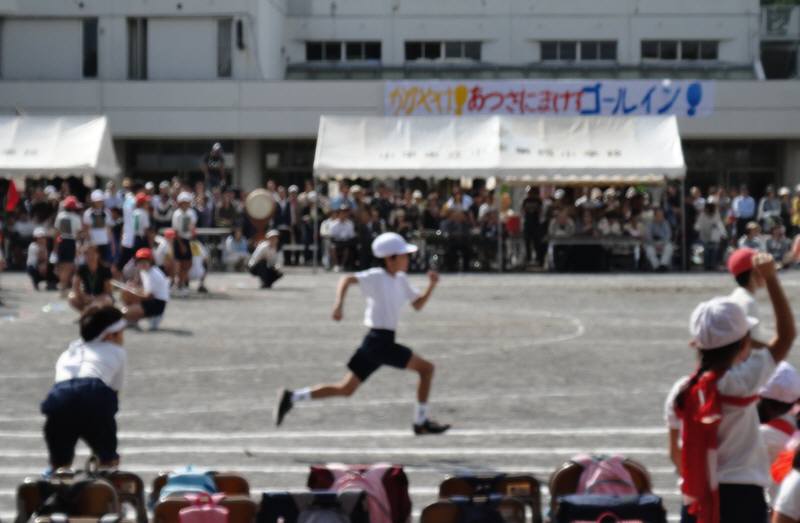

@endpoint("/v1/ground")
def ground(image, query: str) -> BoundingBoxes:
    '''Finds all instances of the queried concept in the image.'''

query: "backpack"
[308,464,410,523]
[572,455,638,497]
[179,493,229,523]
[160,467,218,502]
[553,494,667,523]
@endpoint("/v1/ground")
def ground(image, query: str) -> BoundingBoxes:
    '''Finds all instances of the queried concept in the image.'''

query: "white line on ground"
[0,426,667,440]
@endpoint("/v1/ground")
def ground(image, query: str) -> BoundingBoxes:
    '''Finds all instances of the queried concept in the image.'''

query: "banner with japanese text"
[385,80,714,118]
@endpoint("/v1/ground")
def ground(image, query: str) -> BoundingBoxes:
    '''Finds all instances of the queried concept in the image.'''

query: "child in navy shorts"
[275,232,450,435]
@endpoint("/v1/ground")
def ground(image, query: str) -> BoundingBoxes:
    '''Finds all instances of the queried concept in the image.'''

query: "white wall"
[147,18,218,80]
[1,19,83,80]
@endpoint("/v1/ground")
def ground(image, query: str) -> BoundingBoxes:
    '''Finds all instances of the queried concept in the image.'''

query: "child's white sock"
[414,402,428,425]
[292,388,312,402]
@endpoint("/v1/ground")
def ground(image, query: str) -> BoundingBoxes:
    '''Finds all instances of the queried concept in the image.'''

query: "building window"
[82,18,98,78]
[217,18,232,77]
[306,41,381,62]
[540,41,616,62]
[127,18,147,79]
[405,41,481,61]
[641,40,718,61]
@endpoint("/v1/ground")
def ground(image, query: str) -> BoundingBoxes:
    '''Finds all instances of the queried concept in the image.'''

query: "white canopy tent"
[313,114,688,271]
[0,115,120,179]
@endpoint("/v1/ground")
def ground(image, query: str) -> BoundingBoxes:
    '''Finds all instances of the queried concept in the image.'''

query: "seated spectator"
[328,205,356,272]
[695,201,727,271]
[214,188,242,229]
[68,245,113,313]
[576,209,597,237]
[248,230,283,289]
[223,227,250,272]
[767,224,793,267]
[26,227,57,291]
[548,209,576,238]
[739,221,766,251]
[624,213,646,239]
[597,212,623,236]
[644,208,673,271]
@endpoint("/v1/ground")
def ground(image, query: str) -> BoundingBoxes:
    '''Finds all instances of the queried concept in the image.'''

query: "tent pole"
[680,178,687,272]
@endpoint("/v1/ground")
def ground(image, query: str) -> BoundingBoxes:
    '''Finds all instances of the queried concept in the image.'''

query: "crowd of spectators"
[3,169,800,276]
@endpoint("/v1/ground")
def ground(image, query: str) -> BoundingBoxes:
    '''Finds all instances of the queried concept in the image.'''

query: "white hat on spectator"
[350,184,363,193]
[554,189,566,200]
[760,362,800,403]
[690,297,758,350]
[307,190,318,202]
[145,181,155,191]
[288,185,299,193]
[371,232,418,258]
[159,181,170,190]
[177,192,193,203]
[33,227,47,238]
[412,190,423,199]
[90,189,105,203]
[44,185,57,195]
[779,187,791,197]
[265,229,280,239]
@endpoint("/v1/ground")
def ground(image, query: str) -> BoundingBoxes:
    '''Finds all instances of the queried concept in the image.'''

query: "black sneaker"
[274,389,293,426]
[198,285,209,294]
[413,419,451,435]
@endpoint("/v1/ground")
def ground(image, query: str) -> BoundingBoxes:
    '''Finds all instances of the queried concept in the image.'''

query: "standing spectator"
[520,186,544,265]
[373,184,395,223]
[104,181,123,211]
[445,186,473,212]
[201,142,226,190]
[422,194,442,230]
[733,185,756,238]
[83,190,113,264]
[758,184,782,229]
[779,187,792,231]
[214,188,241,229]
[193,189,214,228]
[328,205,356,272]
[644,208,673,271]
[441,207,472,271]
[172,192,198,294]
[151,181,175,231]
[695,201,727,271]
[330,181,355,211]
[273,186,294,265]
[791,185,800,237]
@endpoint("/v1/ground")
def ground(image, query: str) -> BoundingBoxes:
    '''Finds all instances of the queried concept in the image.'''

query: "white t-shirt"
[172,208,198,240]
[55,211,82,240]
[27,242,42,267]
[140,266,170,302]
[761,414,795,465]
[83,208,111,246]
[55,339,127,391]
[665,375,690,431]
[132,208,150,238]
[249,241,280,269]
[153,237,173,267]
[120,195,136,248]
[775,469,800,519]
[729,287,769,345]
[355,268,420,330]
[716,348,777,486]
[329,219,355,241]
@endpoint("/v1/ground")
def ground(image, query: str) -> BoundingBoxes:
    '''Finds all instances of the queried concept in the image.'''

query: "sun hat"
[371,232,418,258]
[689,296,759,350]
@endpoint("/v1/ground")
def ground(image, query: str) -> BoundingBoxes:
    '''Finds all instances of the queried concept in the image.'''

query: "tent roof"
[0,115,120,178]
[313,115,686,184]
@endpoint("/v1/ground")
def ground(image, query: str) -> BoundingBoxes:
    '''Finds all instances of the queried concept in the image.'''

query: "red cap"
[135,192,150,205]
[63,196,79,210]
[164,228,176,239]
[134,247,153,261]
[727,247,757,277]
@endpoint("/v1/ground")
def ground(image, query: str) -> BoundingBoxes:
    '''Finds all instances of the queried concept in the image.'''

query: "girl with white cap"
[54,196,83,296]
[40,305,128,469]
[171,192,197,295]
[83,189,113,264]
[675,252,795,523]
[274,232,450,435]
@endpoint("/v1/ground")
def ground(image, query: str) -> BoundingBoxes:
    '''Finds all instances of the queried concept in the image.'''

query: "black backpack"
[553,494,667,523]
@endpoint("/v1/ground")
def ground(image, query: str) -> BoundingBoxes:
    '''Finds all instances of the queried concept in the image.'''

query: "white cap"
[690,296,759,350]
[780,186,791,196]
[33,227,47,238]
[159,180,170,189]
[371,232,418,258]
[288,185,299,193]
[761,362,800,403]
[266,229,280,239]
[177,192,193,203]
[90,189,105,203]
[412,190,423,199]
[554,189,566,200]
[144,181,155,191]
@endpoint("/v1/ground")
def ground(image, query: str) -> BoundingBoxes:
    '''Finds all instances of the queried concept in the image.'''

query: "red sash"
[677,370,758,523]
[767,418,796,437]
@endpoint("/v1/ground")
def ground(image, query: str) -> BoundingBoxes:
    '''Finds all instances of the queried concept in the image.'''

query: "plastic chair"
[547,458,652,516]
[102,471,147,523]
[438,474,543,523]
[154,496,256,523]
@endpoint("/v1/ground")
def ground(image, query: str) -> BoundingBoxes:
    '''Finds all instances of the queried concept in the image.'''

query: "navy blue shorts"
[40,378,119,466]
[347,329,413,382]
[141,298,166,318]
[174,238,192,261]
[57,239,76,264]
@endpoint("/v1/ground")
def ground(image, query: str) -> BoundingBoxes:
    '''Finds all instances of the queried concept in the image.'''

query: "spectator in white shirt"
[224,227,250,272]
[329,206,356,272]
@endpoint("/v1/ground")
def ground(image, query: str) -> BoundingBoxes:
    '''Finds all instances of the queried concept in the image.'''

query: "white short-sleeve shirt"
[132,208,150,237]
[140,266,171,302]
[665,376,690,431]
[716,348,777,486]
[775,469,800,519]
[172,208,198,240]
[83,208,111,246]
[729,287,769,345]
[760,413,795,465]
[55,339,127,391]
[356,268,420,331]
[55,212,82,240]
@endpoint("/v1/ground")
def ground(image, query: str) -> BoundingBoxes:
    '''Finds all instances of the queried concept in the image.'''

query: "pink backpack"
[179,493,229,523]
[573,454,638,496]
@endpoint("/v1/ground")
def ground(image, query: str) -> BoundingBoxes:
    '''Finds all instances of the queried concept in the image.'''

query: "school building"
[0,0,799,193]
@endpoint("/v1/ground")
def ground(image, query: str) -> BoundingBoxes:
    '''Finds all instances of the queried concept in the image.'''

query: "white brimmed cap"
[761,362,800,403]
[689,296,759,350]
[265,229,280,239]
[177,192,193,203]
[90,189,105,203]
[33,227,47,238]
[371,232,418,258]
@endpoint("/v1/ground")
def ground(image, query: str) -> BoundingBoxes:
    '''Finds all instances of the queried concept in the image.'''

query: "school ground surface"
[3,269,800,521]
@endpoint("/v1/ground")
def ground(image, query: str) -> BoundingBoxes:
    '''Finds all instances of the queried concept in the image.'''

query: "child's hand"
[332,303,343,321]
[427,271,440,286]
[753,252,777,280]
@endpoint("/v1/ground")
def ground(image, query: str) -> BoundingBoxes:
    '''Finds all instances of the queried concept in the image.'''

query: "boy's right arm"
[332,275,358,321]
[755,253,796,363]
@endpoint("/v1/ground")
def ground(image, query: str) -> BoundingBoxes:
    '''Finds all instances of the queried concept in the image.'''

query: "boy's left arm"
[412,271,439,311]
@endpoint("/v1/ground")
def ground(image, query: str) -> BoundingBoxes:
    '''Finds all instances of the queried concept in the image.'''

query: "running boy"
[275,232,450,435]
[675,252,795,523]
